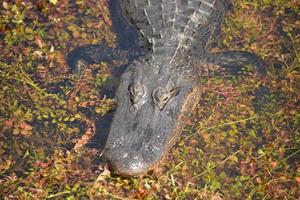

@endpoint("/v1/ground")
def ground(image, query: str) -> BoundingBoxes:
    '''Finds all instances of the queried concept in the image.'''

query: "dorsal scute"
[120,0,225,64]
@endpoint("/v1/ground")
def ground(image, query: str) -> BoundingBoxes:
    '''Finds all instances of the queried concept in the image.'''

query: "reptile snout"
[105,148,150,177]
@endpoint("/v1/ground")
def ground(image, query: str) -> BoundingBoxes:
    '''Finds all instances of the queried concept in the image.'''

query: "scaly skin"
[104,0,227,176]
[69,0,266,177]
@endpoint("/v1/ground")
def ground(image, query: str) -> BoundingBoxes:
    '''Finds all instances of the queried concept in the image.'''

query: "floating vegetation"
[0,0,299,199]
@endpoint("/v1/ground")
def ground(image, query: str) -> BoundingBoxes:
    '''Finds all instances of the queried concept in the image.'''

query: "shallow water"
[66,0,146,151]
[1,0,299,199]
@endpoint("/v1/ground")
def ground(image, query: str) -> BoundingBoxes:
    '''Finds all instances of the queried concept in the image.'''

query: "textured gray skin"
[70,0,266,177]
[104,0,228,176]
[104,57,198,176]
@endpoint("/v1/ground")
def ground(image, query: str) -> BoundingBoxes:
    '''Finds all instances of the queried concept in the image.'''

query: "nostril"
[123,152,128,158]
[130,105,135,112]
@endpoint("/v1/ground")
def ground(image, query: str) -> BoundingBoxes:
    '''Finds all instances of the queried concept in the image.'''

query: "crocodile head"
[104,58,199,176]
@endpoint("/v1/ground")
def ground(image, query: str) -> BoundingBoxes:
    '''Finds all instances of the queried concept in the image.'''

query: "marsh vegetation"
[0,0,299,199]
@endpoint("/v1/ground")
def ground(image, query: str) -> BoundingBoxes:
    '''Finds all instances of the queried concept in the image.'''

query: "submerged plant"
[0,0,299,199]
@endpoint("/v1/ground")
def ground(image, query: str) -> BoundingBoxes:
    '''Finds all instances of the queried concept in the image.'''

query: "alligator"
[70,0,266,177]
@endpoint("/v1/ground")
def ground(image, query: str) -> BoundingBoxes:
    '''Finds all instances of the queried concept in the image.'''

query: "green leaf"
[42,114,49,119]
[49,0,58,5]
[74,114,81,119]
[69,117,75,122]
[210,179,221,191]
[23,150,30,158]
[2,2,8,10]
[258,149,265,155]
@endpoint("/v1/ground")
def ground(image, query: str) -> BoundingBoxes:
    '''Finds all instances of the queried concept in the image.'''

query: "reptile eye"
[129,87,134,96]
[152,87,179,110]
[163,96,169,102]
[128,85,136,101]
[128,83,147,111]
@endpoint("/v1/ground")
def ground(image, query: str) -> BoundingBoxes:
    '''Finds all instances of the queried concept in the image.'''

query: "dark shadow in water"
[67,0,270,154]
[67,0,146,73]
[252,85,283,114]
[88,113,114,151]
[211,51,267,76]
[252,86,272,112]
[67,0,144,151]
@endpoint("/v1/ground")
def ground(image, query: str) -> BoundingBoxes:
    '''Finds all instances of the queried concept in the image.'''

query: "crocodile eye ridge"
[152,87,179,110]
[128,83,147,111]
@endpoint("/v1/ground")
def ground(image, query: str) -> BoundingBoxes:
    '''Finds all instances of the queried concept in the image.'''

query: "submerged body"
[104,0,227,176]
[70,0,265,177]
